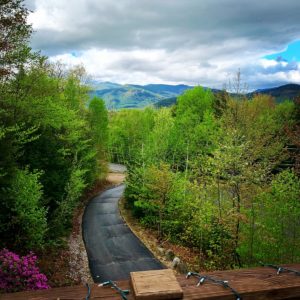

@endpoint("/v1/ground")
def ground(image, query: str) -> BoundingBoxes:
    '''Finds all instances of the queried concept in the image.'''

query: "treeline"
[108,87,300,269]
[0,0,108,252]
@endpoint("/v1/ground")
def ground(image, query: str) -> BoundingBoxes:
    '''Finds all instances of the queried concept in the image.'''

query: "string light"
[85,283,91,300]
[260,262,300,276]
[98,280,130,300]
[186,271,242,300]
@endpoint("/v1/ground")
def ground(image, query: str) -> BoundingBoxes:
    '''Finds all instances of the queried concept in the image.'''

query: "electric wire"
[260,262,300,276]
[99,280,129,300]
[186,271,242,300]
[85,283,91,300]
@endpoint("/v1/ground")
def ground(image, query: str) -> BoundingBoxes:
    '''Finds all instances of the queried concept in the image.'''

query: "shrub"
[10,169,47,249]
[0,249,49,292]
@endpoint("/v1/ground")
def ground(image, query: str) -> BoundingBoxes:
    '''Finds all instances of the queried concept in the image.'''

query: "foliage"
[108,108,155,165]
[89,97,108,149]
[144,108,175,164]
[0,62,108,249]
[0,0,108,251]
[240,170,300,264]
[88,97,109,177]
[110,85,299,270]
[174,87,218,164]
[0,0,33,81]
[50,165,87,237]
[0,249,49,292]
[9,169,47,249]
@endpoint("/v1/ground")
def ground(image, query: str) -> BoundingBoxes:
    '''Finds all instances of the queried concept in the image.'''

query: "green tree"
[9,169,47,249]
[0,0,33,81]
[173,86,219,169]
[144,108,174,164]
[89,97,108,151]
[108,108,155,165]
[88,96,108,179]
[241,170,300,264]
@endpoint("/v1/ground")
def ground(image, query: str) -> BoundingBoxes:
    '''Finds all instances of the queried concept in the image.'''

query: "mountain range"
[90,82,300,109]
[248,84,300,102]
[89,82,193,109]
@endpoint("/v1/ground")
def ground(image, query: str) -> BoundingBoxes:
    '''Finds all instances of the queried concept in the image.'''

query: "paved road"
[82,184,164,282]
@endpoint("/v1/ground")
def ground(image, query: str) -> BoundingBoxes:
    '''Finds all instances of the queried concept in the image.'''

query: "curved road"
[82,183,164,282]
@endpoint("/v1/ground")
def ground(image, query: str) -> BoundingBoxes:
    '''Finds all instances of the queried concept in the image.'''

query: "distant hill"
[90,82,300,109]
[90,82,193,109]
[250,84,300,102]
[133,84,192,98]
[154,97,178,108]
[154,83,300,108]
[89,81,122,91]
[91,86,162,109]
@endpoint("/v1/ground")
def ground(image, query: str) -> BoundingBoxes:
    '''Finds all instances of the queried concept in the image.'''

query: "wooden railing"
[1,264,300,300]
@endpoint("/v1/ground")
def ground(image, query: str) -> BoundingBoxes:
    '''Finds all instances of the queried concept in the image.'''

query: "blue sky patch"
[265,40,300,62]
[71,51,80,57]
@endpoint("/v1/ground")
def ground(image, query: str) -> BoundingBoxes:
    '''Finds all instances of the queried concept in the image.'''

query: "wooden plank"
[178,264,300,299]
[0,281,134,300]
[1,264,300,300]
[130,269,183,300]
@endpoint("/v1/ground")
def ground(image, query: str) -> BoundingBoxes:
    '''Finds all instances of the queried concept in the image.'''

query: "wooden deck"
[1,264,300,300]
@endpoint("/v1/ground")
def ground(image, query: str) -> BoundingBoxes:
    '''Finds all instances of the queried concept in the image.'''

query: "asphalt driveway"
[82,184,164,282]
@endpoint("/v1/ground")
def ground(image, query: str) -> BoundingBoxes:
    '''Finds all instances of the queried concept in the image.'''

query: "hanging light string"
[186,271,242,300]
[85,283,91,300]
[260,262,300,276]
[99,280,130,300]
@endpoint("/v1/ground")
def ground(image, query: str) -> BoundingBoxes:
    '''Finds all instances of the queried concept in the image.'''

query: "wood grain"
[1,264,300,300]
[130,269,183,300]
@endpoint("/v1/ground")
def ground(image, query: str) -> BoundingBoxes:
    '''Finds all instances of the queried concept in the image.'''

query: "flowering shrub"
[0,249,49,292]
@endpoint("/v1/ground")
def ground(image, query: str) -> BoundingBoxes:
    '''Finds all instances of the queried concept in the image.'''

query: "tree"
[0,0,33,81]
[10,169,47,249]
[108,108,155,165]
[213,90,229,117]
[0,0,109,251]
[285,96,300,175]
[89,97,108,151]
[145,163,175,239]
[109,78,299,270]
[88,97,108,178]
[173,86,219,169]
[144,108,174,164]
[245,170,300,264]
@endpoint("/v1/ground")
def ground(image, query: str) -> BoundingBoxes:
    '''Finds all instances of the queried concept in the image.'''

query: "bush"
[241,169,300,264]
[10,169,47,249]
[0,249,49,292]
[49,165,87,237]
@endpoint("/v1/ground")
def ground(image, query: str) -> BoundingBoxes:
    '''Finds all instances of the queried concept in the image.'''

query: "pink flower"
[0,249,50,293]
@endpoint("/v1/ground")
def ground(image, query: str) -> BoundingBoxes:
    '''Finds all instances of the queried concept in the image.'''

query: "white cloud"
[48,47,299,90]
[27,0,300,89]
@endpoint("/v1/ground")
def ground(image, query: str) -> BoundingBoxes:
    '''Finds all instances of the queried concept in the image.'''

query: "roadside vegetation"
[108,88,300,270]
[0,0,108,292]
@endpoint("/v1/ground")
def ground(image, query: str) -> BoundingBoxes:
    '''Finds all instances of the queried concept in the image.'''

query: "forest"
[108,88,300,269]
[0,1,108,290]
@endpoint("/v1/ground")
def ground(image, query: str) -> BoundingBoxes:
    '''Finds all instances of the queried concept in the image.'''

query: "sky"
[25,0,300,90]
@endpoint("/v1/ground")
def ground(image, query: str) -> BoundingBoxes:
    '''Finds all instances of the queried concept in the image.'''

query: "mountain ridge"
[90,82,300,109]
[90,82,193,109]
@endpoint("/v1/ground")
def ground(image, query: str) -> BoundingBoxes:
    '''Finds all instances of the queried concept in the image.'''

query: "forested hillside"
[0,0,108,254]
[108,87,300,269]
[155,84,300,108]
[90,82,192,109]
